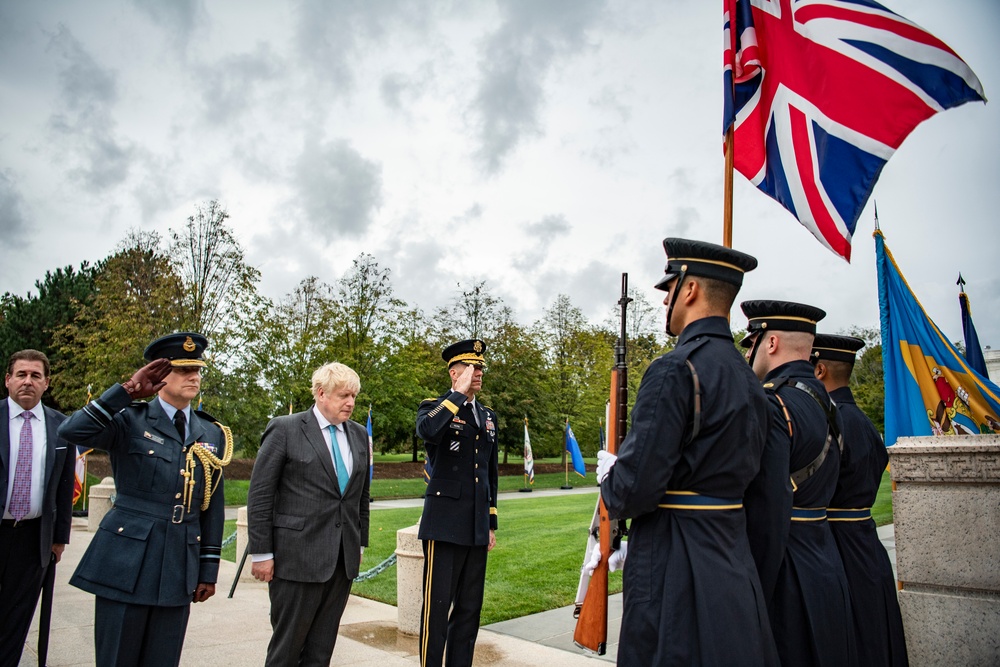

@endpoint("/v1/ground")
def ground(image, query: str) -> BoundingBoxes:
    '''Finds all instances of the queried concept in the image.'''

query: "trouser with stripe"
[420,539,487,667]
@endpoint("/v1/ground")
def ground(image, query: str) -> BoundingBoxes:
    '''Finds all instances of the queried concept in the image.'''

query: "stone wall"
[889,436,1000,666]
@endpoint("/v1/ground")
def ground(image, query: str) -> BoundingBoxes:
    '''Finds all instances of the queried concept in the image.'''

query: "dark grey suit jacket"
[1,400,75,567]
[247,409,371,582]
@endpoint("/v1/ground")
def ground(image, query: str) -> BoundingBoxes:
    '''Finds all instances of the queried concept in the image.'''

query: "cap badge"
[183,336,196,352]
[473,340,483,353]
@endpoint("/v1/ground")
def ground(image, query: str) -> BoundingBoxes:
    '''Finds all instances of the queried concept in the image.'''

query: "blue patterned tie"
[328,425,349,494]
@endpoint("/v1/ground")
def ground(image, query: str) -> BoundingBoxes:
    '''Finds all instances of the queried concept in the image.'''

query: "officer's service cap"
[812,333,865,364]
[654,238,758,291]
[739,300,826,348]
[144,332,209,367]
[442,339,486,368]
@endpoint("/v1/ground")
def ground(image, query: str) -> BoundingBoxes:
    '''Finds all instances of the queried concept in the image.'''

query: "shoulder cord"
[182,423,234,512]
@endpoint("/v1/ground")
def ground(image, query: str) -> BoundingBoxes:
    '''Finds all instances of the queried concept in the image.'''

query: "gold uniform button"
[475,464,479,469]
[435,491,441,496]
[175,493,182,499]
[118,527,124,533]
[475,435,479,440]
[475,477,479,483]
[196,536,201,542]
[148,449,155,455]
[182,447,187,453]
[180,469,185,474]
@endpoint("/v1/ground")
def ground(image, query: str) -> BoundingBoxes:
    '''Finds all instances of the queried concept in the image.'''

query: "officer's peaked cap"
[739,300,826,348]
[812,333,865,364]
[654,238,758,291]
[442,339,487,368]
[144,332,209,367]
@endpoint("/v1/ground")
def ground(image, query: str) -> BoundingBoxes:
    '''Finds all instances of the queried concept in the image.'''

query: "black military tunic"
[828,386,908,666]
[601,317,779,666]
[745,360,856,667]
[59,384,227,663]
[416,389,498,666]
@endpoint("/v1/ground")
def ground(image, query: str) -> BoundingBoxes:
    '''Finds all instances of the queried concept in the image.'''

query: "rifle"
[573,273,631,655]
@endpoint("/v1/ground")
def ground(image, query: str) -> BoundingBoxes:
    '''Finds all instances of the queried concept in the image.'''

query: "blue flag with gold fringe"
[565,419,586,478]
[876,231,1000,446]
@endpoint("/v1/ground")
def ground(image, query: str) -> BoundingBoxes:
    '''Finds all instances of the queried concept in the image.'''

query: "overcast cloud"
[0,0,997,351]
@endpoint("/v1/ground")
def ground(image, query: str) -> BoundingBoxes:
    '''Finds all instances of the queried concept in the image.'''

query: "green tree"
[53,230,183,409]
[846,326,885,435]
[0,263,96,409]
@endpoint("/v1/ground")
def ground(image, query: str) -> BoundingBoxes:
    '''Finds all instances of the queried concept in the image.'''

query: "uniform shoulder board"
[129,400,149,409]
[420,397,438,404]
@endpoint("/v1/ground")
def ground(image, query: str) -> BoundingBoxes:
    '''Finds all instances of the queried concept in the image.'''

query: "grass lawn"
[219,469,896,624]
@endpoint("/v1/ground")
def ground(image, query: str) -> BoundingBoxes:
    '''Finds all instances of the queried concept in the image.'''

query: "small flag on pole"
[598,417,605,451]
[565,419,586,478]
[523,417,535,485]
[958,275,989,379]
[366,405,374,483]
[72,447,93,505]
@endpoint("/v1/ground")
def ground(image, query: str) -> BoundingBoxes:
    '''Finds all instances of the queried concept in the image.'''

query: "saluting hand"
[122,358,173,399]
[453,363,475,397]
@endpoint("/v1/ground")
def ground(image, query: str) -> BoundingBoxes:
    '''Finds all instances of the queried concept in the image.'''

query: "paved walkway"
[21,491,897,666]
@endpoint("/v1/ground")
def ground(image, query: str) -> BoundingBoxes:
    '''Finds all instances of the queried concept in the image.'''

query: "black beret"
[812,334,865,363]
[442,339,486,368]
[739,300,826,347]
[654,238,758,291]
[144,332,209,367]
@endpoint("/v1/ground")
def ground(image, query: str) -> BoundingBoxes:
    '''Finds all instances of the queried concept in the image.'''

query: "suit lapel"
[1,402,9,504]
[148,398,183,444]
[301,411,338,489]
[42,405,59,490]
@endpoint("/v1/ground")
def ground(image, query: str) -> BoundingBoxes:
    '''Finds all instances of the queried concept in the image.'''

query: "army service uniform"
[742,303,856,667]
[416,340,499,667]
[601,239,778,666]
[816,335,908,666]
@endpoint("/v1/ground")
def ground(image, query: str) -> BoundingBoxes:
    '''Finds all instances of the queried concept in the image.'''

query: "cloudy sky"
[1,0,997,348]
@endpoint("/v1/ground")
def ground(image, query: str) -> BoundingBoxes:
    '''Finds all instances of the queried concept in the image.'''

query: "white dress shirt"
[4,397,47,520]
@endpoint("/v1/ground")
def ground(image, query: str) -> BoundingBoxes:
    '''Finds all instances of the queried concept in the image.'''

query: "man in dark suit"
[1,349,75,667]
[59,332,232,667]
[416,339,499,667]
[247,361,371,667]
[813,334,908,666]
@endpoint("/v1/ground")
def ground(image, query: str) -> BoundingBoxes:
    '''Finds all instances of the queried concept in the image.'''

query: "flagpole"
[723,126,734,248]
[520,416,532,492]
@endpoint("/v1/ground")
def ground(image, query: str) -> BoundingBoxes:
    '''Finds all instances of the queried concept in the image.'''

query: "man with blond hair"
[248,362,371,666]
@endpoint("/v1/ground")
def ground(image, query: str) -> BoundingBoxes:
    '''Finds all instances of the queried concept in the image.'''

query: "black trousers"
[94,597,191,667]
[264,545,353,667]
[0,518,47,667]
[420,540,488,667]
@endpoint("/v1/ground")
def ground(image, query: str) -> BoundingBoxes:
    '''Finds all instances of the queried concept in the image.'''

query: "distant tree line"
[0,201,886,458]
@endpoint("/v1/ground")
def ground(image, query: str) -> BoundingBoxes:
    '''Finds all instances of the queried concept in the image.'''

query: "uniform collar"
[676,316,734,346]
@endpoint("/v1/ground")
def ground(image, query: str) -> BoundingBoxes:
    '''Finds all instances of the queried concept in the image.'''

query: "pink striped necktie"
[9,411,34,521]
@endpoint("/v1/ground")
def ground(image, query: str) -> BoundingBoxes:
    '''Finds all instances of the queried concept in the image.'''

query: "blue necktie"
[328,425,349,494]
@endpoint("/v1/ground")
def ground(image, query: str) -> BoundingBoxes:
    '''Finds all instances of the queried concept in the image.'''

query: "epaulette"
[420,397,438,404]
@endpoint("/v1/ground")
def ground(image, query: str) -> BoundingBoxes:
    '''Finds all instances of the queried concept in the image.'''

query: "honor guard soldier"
[741,302,857,667]
[58,332,232,667]
[595,238,780,666]
[813,334,908,666]
[415,339,499,667]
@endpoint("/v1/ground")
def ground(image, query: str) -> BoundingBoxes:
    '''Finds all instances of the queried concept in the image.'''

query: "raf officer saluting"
[740,302,856,667]
[59,332,232,667]
[416,339,499,667]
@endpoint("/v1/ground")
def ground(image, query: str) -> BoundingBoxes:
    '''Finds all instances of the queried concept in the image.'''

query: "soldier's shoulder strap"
[671,336,710,442]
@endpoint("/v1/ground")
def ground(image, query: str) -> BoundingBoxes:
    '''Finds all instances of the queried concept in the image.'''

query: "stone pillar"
[87,477,116,532]
[396,523,423,636]
[235,506,255,583]
[889,436,1000,667]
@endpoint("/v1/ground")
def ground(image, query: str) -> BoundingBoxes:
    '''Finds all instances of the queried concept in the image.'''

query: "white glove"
[596,450,617,483]
[583,546,602,577]
[582,541,628,576]
[608,541,627,572]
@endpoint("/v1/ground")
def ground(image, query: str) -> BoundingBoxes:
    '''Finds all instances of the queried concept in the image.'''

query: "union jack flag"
[724,0,985,260]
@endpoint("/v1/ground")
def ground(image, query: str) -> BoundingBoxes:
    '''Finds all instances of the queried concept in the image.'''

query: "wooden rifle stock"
[573,274,630,655]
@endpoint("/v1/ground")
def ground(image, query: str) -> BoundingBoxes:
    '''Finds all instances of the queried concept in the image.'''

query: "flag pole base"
[519,488,533,493]
[560,485,573,490]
